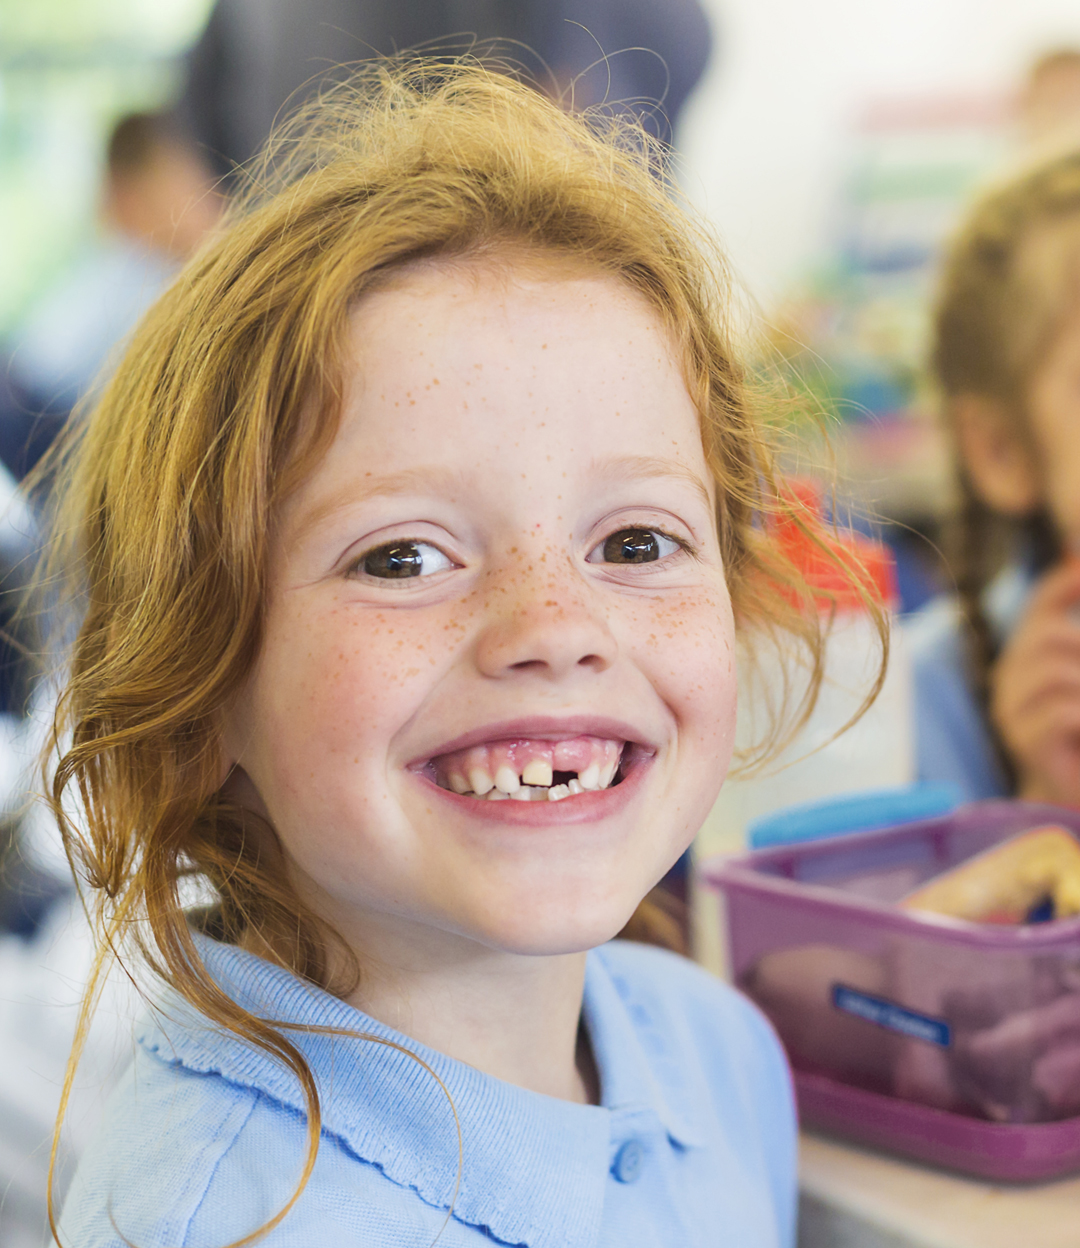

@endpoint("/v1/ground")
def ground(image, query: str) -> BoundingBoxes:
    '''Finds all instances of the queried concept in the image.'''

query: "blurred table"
[797,1132,1080,1248]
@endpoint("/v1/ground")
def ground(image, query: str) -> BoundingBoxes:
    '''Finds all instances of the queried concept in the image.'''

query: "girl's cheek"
[622,585,736,723]
[274,597,466,722]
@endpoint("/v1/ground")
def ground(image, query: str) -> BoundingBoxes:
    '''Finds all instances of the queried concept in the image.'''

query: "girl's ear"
[951,393,1042,516]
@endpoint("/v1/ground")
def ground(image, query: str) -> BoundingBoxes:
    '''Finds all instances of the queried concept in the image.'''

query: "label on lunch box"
[832,983,951,1047]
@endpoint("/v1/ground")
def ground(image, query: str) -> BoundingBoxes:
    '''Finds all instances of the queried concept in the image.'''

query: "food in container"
[899,824,1080,924]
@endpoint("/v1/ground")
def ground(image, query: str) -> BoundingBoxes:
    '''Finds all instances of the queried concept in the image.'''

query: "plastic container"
[705,800,1080,1180]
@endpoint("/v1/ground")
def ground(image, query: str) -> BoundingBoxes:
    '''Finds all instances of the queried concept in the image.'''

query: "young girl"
[910,148,1080,808]
[48,63,857,1248]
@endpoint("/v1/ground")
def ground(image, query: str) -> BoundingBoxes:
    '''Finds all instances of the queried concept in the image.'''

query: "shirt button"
[612,1139,644,1184]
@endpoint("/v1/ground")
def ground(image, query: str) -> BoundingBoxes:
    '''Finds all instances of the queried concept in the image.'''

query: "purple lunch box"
[704,800,1080,1181]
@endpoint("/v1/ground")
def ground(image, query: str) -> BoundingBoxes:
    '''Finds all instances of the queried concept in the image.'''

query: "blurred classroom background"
[5,3,1080,1246]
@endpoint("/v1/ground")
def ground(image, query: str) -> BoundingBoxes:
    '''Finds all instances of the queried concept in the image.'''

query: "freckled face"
[223,262,737,956]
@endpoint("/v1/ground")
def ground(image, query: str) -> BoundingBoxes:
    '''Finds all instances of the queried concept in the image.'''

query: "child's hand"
[990,559,1080,806]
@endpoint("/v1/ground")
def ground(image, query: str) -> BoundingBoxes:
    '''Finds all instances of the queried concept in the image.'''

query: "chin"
[462,892,645,957]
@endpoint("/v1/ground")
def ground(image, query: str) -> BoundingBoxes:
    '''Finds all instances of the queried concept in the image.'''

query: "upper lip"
[405,714,657,769]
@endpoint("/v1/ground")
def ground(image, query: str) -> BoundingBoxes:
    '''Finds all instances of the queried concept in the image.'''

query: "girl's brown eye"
[593,527,680,564]
[360,541,452,579]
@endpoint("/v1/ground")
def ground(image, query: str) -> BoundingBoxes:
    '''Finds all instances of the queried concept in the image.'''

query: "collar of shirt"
[137,935,705,1248]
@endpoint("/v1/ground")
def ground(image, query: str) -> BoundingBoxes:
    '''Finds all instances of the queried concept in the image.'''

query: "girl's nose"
[473,591,618,682]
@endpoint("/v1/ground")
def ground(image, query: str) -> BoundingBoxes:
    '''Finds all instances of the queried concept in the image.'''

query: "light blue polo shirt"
[59,935,796,1247]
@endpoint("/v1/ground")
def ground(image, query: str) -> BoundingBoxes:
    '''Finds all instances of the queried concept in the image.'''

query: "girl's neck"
[330,915,598,1105]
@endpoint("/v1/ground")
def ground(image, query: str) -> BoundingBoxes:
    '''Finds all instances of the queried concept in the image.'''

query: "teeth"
[449,770,617,801]
[578,763,601,791]
[436,739,627,800]
[494,765,521,794]
[522,760,553,787]
[468,766,494,796]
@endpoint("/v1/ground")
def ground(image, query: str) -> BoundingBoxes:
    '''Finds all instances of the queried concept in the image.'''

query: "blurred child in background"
[910,147,1080,806]
[0,112,219,719]
[1,111,220,481]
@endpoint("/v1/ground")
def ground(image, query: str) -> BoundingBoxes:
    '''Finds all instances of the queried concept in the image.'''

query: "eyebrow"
[585,455,715,513]
[289,455,715,547]
[289,465,473,543]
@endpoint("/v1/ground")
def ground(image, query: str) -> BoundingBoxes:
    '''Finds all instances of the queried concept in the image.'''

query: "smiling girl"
[49,63,870,1248]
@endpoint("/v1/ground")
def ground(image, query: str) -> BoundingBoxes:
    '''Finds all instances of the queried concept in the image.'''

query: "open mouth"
[425,735,633,803]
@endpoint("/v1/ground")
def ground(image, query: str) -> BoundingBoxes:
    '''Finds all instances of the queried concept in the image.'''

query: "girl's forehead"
[277,260,713,538]
[341,262,697,447]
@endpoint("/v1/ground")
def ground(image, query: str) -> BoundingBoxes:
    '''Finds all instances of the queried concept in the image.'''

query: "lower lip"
[414,755,651,825]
